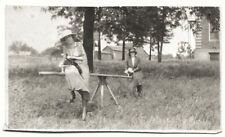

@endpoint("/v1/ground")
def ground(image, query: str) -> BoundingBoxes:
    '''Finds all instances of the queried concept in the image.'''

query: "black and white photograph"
[2,1,222,134]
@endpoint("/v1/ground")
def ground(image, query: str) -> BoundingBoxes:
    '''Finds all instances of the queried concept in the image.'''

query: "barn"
[101,44,149,61]
[102,46,124,60]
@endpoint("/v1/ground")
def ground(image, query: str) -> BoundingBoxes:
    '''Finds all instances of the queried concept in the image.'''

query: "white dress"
[63,43,90,92]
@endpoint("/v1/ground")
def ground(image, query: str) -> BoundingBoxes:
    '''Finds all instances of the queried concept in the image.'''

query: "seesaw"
[39,71,132,108]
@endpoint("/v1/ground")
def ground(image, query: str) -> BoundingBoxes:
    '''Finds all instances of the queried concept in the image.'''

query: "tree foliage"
[9,41,38,55]
[44,6,220,64]
[191,7,220,31]
[44,7,95,72]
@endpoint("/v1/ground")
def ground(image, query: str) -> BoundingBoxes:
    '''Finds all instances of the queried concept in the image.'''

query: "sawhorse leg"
[90,83,100,101]
[90,76,119,108]
[105,81,119,105]
[100,83,104,108]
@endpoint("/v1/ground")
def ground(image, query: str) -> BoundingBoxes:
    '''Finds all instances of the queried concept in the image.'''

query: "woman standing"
[59,30,90,121]
[125,47,143,97]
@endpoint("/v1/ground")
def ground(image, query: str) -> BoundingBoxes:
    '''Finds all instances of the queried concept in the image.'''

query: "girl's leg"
[137,85,143,97]
[132,80,138,98]
[81,97,87,121]
[79,90,90,121]
[69,89,76,103]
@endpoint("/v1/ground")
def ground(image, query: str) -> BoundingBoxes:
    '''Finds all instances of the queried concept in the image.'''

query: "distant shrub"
[9,41,38,55]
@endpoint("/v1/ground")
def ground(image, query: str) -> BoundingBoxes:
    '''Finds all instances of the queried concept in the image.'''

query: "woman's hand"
[127,68,134,73]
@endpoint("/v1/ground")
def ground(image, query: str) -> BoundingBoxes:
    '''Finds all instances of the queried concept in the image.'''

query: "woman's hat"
[58,30,76,41]
[129,47,137,54]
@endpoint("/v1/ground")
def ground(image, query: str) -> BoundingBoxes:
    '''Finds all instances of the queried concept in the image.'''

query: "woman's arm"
[133,57,142,72]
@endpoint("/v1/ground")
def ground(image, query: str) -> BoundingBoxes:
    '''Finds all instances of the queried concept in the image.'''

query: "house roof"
[102,43,133,52]
[104,46,122,52]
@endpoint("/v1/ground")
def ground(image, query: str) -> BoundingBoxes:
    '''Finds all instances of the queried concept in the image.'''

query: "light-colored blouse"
[63,42,87,64]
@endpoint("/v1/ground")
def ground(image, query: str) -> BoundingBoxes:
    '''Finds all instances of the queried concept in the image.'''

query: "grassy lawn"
[7,56,220,130]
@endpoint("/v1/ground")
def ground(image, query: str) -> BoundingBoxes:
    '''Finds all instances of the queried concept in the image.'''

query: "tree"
[101,7,145,60]
[100,7,132,60]
[44,7,95,72]
[83,7,95,72]
[131,7,158,61]
[94,7,102,60]
[148,36,156,60]
[149,7,182,62]
[45,6,195,64]
[103,7,181,62]
[191,7,220,31]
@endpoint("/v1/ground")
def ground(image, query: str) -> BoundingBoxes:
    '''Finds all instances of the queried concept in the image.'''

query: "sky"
[5,6,196,56]
[6,6,70,53]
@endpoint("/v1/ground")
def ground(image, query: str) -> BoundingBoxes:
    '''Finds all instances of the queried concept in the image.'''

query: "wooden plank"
[39,71,65,76]
[39,71,132,79]
[90,73,132,79]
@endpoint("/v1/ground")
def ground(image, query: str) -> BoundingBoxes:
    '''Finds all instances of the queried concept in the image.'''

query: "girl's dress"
[126,56,143,86]
[63,43,90,93]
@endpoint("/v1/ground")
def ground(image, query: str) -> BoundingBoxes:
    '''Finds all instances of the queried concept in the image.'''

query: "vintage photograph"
[5,6,220,131]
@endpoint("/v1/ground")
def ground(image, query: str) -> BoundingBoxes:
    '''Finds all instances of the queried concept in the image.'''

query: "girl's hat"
[59,30,76,41]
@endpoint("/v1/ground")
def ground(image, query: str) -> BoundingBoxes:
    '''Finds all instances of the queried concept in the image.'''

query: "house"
[93,32,153,60]
[194,16,220,61]
[102,45,125,60]
[101,43,149,60]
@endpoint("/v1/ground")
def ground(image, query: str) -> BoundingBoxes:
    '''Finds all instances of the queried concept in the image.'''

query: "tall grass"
[7,56,220,130]
[95,60,220,78]
[9,56,220,78]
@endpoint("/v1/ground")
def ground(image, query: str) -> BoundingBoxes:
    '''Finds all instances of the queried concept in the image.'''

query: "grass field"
[7,56,220,130]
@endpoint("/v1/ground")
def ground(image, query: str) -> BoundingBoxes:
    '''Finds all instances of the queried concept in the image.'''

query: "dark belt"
[64,59,83,78]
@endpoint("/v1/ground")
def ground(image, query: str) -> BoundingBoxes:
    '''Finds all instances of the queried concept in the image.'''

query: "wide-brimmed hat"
[129,47,137,54]
[58,30,76,41]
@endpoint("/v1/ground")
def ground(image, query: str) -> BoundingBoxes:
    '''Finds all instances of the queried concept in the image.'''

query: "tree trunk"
[98,30,101,60]
[157,40,162,63]
[149,37,152,60]
[158,41,163,63]
[160,41,163,63]
[159,36,164,63]
[122,39,126,60]
[97,7,102,60]
[83,7,95,72]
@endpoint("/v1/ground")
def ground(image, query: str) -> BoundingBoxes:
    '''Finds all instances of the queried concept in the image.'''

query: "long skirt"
[65,63,90,93]
[132,70,143,86]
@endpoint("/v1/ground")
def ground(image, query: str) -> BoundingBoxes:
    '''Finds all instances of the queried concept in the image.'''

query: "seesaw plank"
[90,73,132,79]
[39,72,65,76]
[38,71,132,79]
